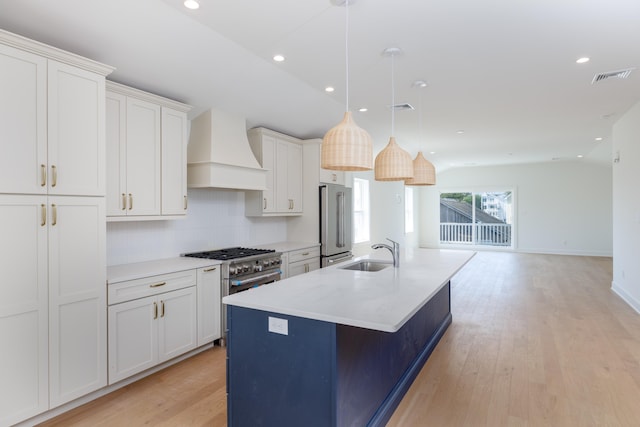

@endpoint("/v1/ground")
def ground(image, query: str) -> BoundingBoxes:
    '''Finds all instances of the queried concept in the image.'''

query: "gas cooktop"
[183,247,276,261]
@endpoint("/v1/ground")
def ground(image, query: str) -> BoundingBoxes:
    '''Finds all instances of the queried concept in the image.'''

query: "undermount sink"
[340,260,392,272]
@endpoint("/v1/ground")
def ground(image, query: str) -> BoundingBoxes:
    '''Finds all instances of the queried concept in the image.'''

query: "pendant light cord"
[391,52,395,136]
[345,0,350,112]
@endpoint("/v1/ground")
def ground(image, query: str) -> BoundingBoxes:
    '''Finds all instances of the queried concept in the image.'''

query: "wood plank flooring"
[39,252,640,427]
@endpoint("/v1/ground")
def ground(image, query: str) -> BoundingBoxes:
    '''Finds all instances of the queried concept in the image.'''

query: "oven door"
[229,269,282,294]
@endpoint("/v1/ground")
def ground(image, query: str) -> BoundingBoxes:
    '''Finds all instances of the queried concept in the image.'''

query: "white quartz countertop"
[254,241,320,252]
[222,248,475,333]
[107,257,221,284]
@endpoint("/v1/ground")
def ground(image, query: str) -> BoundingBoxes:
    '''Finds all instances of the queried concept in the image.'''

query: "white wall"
[107,188,287,265]
[351,170,410,258]
[418,161,613,256]
[611,101,640,313]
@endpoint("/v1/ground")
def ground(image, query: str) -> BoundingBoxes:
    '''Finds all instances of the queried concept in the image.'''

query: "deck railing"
[440,223,512,247]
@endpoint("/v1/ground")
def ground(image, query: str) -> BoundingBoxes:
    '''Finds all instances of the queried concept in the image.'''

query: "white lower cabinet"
[197,266,222,346]
[286,246,321,278]
[0,195,106,425]
[107,271,197,384]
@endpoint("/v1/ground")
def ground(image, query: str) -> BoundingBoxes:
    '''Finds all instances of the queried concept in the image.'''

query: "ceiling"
[2,0,639,172]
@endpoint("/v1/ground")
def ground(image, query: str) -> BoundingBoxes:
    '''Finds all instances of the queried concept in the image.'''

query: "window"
[353,178,370,243]
[405,187,414,233]
[439,190,513,247]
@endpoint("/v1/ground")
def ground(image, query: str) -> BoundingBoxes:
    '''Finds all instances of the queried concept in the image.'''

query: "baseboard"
[611,281,640,314]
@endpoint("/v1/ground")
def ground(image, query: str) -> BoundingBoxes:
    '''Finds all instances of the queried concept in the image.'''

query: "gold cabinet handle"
[51,165,57,187]
[332,173,337,182]
[302,252,310,256]
[153,302,158,319]
[160,300,165,318]
[184,195,188,210]
[41,204,46,226]
[51,204,57,226]
[203,267,217,272]
[41,164,47,187]
[263,198,267,210]
[149,281,166,288]
[121,193,126,211]
[128,193,133,210]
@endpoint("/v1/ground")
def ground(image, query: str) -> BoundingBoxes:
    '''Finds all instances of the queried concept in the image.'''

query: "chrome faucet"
[371,238,400,268]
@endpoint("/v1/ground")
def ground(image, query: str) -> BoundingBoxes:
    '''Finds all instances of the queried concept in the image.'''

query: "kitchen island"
[222,248,475,427]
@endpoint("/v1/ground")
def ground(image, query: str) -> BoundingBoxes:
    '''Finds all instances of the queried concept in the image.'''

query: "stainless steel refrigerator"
[320,183,353,267]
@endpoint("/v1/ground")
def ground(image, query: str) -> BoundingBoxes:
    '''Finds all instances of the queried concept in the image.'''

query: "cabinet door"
[48,196,106,406]
[275,140,290,212]
[158,287,197,362]
[108,296,157,384]
[288,259,320,278]
[197,266,222,346]
[161,107,188,215]
[0,44,47,195]
[262,135,276,213]
[125,97,161,216]
[0,195,48,425]
[105,92,127,215]
[48,61,105,197]
[287,142,303,213]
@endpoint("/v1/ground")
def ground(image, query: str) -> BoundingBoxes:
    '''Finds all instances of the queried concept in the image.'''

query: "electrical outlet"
[268,316,288,335]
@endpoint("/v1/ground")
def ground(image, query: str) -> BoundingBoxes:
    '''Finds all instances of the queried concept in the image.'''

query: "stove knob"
[243,264,250,273]
[262,260,270,267]
[229,266,236,275]
[254,264,263,272]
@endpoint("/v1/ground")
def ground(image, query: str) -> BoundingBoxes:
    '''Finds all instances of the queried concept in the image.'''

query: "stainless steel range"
[182,247,282,344]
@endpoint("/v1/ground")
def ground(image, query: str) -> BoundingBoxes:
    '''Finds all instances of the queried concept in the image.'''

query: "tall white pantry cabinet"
[0,30,113,426]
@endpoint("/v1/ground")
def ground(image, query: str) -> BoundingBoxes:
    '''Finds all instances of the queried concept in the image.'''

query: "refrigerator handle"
[321,186,329,251]
[337,191,345,248]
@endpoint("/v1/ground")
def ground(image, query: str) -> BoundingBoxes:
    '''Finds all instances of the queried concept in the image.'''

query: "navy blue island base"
[226,281,451,427]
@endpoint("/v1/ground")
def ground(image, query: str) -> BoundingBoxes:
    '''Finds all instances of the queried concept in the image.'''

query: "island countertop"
[222,248,475,332]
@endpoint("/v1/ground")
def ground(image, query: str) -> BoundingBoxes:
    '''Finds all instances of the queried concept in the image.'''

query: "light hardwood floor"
[40,252,640,426]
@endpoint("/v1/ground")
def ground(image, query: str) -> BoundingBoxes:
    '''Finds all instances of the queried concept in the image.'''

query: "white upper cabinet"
[161,107,189,215]
[246,127,303,216]
[0,46,105,196]
[0,44,47,195]
[48,61,106,196]
[105,81,191,220]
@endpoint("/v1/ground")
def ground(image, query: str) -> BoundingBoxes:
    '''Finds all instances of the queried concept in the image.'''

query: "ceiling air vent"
[388,103,415,111]
[592,68,635,84]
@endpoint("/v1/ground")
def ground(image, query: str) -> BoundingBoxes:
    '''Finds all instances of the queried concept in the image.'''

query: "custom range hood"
[187,109,267,190]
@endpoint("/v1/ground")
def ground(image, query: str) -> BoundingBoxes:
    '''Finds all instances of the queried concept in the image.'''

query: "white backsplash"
[106,188,287,266]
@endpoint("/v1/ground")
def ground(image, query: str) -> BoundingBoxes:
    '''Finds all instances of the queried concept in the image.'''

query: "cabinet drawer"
[288,246,320,263]
[108,269,197,305]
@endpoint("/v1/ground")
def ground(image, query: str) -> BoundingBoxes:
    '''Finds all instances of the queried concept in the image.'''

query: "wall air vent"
[591,68,635,84]
[388,103,415,111]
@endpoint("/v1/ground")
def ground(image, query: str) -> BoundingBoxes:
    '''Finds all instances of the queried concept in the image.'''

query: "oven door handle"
[231,270,282,287]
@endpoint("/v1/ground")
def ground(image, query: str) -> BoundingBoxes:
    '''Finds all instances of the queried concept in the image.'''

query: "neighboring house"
[440,198,506,224]
[440,198,511,246]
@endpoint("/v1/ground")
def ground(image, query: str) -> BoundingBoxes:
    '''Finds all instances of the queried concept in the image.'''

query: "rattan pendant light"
[321,0,373,171]
[406,82,436,186]
[375,48,413,181]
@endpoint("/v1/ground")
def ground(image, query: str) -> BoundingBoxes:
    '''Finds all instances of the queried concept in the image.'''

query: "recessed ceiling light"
[412,80,428,88]
[576,57,590,64]
[184,0,199,10]
[325,86,335,93]
[273,54,285,62]
[577,154,584,158]
[456,130,465,134]
[358,107,368,112]
[595,137,603,141]
[429,151,436,155]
